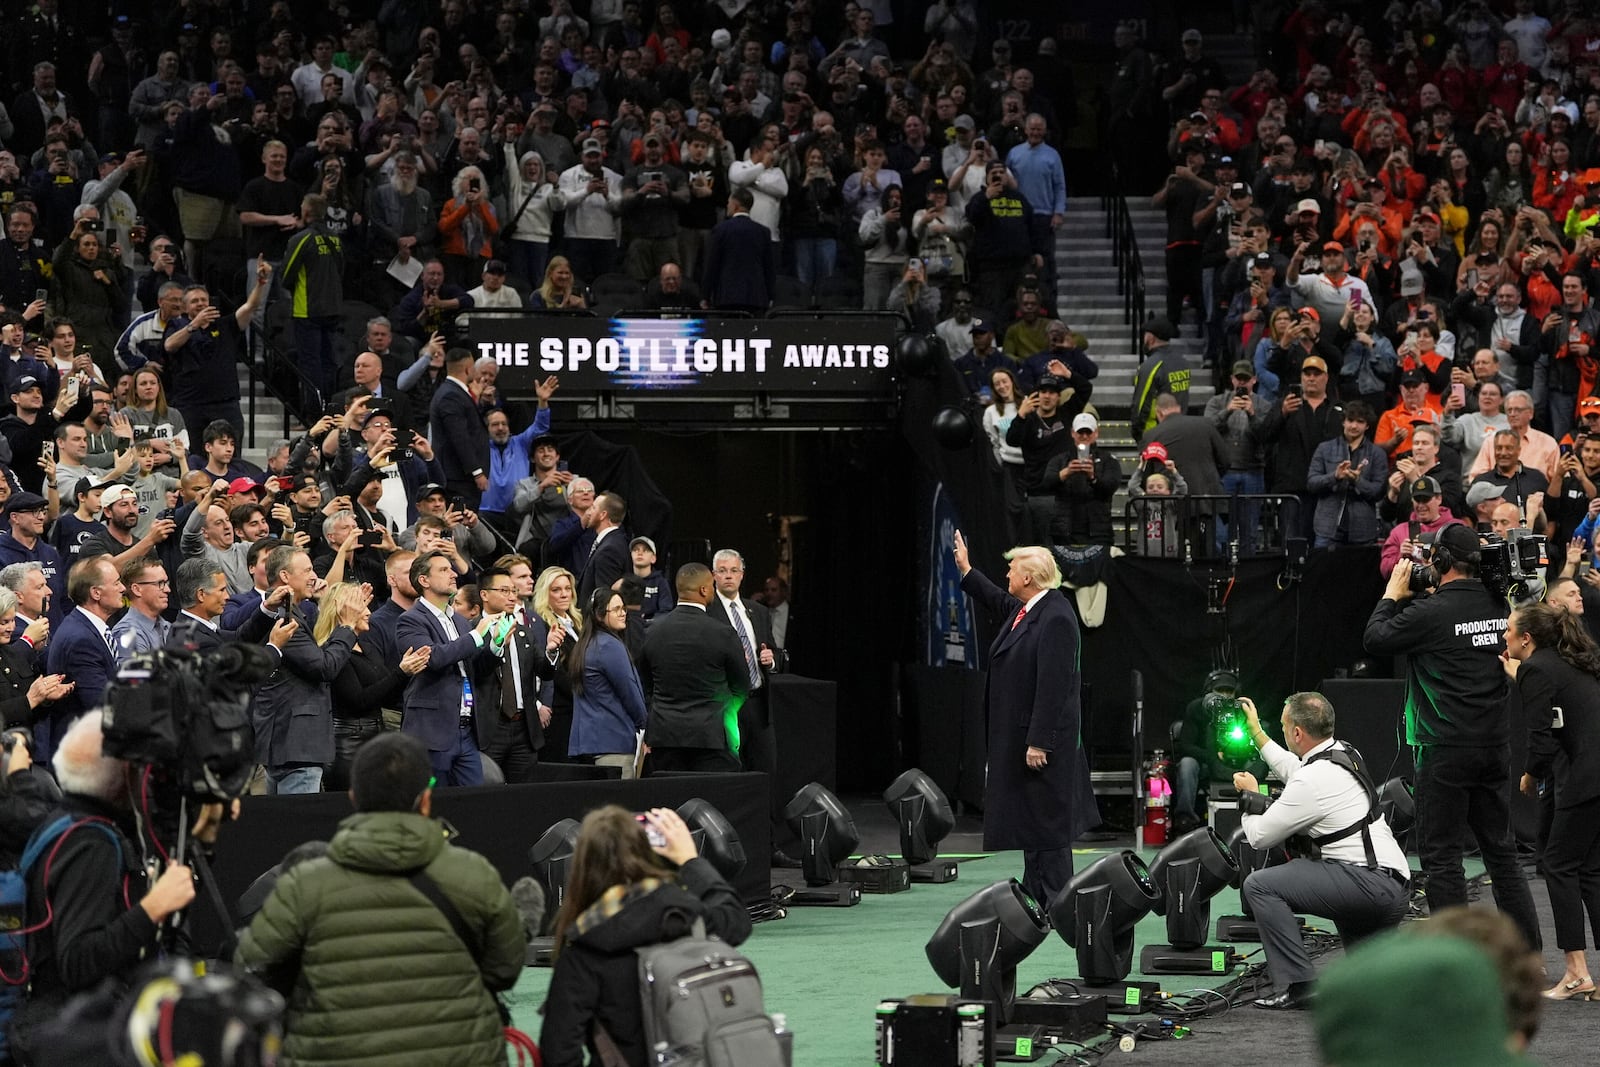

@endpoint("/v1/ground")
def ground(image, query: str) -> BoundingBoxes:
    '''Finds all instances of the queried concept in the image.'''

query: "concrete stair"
[1054,197,1215,532]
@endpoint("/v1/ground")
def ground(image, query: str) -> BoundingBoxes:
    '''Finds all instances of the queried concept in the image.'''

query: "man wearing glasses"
[474,568,543,783]
[1468,389,1561,485]
[135,236,195,312]
[41,553,123,758]
[109,556,169,665]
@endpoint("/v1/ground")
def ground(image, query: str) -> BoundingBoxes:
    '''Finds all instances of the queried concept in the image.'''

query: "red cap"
[228,477,264,495]
[1140,442,1169,463]
[1321,240,1345,253]
[1298,306,1321,321]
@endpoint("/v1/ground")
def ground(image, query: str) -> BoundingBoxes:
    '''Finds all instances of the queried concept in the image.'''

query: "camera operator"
[1362,524,1542,951]
[12,712,223,1044]
[1231,693,1410,1010]
[1170,670,1267,834]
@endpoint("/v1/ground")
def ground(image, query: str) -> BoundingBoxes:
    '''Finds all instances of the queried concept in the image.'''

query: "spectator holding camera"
[1443,399,1511,501]
[180,477,254,593]
[1287,240,1374,326]
[1376,368,1445,456]
[401,484,495,564]
[1005,373,1089,543]
[1041,413,1122,547]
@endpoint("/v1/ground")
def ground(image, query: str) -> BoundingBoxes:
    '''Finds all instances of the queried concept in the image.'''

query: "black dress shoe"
[771,850,803,869]
[1253,982,1313,1010]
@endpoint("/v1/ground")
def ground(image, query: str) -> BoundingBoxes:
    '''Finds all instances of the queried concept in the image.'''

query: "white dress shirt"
[1241,737,1409,877]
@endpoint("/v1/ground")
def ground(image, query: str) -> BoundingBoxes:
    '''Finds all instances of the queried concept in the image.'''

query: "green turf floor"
[504,847,1256,1066]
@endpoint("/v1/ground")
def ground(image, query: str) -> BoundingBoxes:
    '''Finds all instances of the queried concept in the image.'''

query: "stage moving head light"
[926,879,1049,1022]
[1142,827,1242,968]
[931,406,975,449]
[896,332,941,377]
[785,782,860,887]
[1050,851,1161,986]
[677,797,747,881]
[527,818,582,936]
[1378,777,1414,836]
[883,768,955,865]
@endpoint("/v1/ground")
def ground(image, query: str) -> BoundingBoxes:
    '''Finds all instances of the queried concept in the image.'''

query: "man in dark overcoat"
[954,532,1100,906]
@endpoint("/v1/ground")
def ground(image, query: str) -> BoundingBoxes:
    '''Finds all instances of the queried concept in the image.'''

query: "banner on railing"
[473,314,900,394]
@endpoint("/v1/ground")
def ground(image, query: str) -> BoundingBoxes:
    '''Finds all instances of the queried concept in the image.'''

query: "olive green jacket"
[236,810,524,1066]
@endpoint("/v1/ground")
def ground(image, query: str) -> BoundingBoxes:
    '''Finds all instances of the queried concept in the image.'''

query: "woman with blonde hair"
[531,255,588,309]
[319,582,422,790]
[530,565,582,761]
[1252,306,1299,405]
[539,805,751,1065]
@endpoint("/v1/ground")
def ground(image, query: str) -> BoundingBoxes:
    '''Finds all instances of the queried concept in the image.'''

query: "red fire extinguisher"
[1143,750,1171,848]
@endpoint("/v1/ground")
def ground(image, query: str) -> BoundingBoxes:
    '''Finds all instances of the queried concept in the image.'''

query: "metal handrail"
[1121,492,1302,561]
[1100,166,1148,353]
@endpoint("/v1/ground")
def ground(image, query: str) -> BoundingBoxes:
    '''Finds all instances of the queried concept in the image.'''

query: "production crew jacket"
[1240,737,1410,879]
[1362,578,1511,748]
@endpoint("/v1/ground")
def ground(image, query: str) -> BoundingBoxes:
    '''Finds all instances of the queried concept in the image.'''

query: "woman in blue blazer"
[567,588,648,776]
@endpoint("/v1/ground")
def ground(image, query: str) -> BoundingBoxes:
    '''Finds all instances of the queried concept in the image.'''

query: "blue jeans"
[1173,756,1202,819]
[503,239,549,287]
[429,724,485,787]
[267,765,324,795]
[1219,469,1265,556]
[792,237,837,294]
[564,238,616,285]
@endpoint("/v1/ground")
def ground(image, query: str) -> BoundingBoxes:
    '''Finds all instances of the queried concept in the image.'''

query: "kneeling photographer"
[1232,693,1409,1010]
[1362,523,1542,951]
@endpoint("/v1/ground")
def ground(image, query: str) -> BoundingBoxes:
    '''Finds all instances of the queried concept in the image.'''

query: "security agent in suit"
[251,547,360,796]
[472,567,544,782]
[702,187,776,312]
[710,548,791,854]
[396,550,507,786]
[40,554,124,761]
[639,563,751,773]
[953,534,1099,908]
[428,348,491,509]
[1231,693,1411,1010]
[576,492,630,605]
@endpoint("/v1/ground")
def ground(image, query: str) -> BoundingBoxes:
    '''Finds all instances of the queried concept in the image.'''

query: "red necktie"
[1012,608,1026,630]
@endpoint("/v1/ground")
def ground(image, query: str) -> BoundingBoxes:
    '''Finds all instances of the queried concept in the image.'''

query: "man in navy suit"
[40,554,124,760]
[953,533,1099,908]
[429,348,490,510]
[702,188,775,312]
[168,558,284,653]
[397,549,504,785]
[220,538,284,631]
[576,492,630,604]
